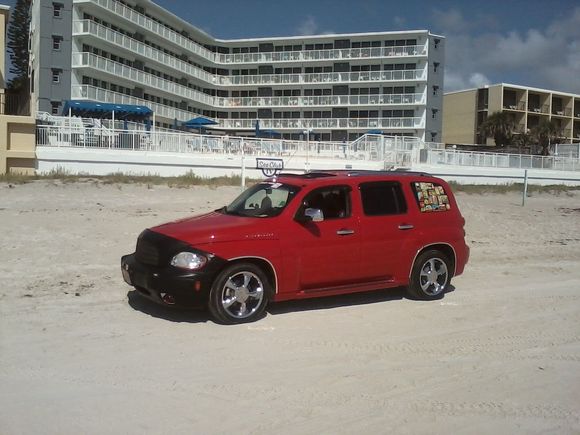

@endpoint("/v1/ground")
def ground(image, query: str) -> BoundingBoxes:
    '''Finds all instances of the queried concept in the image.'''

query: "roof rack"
[274,169,434,179]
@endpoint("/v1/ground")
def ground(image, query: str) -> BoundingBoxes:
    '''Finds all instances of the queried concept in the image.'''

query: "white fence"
[426,149,580,172]
[35,117,580,175]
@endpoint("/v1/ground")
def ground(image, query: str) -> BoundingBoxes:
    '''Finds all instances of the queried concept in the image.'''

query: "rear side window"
[412,181,451,212]
[360,181,407,215]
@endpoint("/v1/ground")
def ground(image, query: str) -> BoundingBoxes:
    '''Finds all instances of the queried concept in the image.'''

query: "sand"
[0,180,579,434]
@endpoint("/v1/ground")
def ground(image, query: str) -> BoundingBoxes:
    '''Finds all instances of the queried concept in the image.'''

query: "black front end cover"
[121,229,226,308]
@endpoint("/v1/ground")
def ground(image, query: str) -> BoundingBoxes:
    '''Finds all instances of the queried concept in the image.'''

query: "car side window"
[359,181,407,216]
[301,186,351,219]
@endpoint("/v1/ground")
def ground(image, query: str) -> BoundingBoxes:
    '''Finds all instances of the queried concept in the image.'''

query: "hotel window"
[51,101,60,115]
[432,85,439,96]
[53,3,63,17]
[431,108,439,119]
[433,62,440,73]
[52,36,62,50]
[51,69,61,84]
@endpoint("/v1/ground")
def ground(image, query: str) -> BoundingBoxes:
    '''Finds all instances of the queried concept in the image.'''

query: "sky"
[3,0,580,94]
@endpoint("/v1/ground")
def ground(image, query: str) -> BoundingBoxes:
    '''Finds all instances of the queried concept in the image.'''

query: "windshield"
[222,182,300,218]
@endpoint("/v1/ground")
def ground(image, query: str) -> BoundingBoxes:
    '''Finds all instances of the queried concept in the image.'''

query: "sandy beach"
[1,180,579,434]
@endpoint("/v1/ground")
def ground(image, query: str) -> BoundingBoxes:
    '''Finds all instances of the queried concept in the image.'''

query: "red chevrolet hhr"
[122,171,469,324]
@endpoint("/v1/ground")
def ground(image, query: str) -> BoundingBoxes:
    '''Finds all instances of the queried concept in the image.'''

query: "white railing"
[73,54,425,108]
[72,20,216,84]
[427,149,580,172]
[72,53,214,107]
[80,0,217,61]
[223,69,427,86]
[218,45,427,64]
[36,118,580,172]
[216,93,424,108]
[81,0,428,65]
[37,124,412,162]
[220,117,424,130]
[72,19,428,90]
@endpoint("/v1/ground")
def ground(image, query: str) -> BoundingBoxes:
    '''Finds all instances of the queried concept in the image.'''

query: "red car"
[121,170,469,324]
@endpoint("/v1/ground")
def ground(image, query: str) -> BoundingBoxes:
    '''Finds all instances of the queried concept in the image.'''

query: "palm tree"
[478,112,515,147]
[512,131,534,154]
[530,120,562,156]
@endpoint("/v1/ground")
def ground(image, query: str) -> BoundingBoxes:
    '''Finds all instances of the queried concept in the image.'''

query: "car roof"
[271,170,439,186]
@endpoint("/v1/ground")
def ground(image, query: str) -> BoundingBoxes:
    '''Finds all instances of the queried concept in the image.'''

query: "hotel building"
[29,0,445,142]
[443,83,580,145]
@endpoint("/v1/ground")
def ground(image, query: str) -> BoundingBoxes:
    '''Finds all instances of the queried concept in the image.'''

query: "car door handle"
[398,224,414,230]
[336,229,355,236]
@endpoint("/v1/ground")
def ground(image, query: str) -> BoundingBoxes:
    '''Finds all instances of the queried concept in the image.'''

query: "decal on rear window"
[413,182,450,213]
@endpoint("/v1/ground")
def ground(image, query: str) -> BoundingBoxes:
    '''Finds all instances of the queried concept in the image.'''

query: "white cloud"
[437,7,580,94]
[297,16,318,36]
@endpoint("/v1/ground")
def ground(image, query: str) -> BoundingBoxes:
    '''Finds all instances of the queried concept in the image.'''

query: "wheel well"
[416,244,456,277]
[225,258,277,297]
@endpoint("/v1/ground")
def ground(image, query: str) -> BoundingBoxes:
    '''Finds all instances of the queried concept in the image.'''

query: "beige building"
[442,83,580,145]
[0,4,36,175]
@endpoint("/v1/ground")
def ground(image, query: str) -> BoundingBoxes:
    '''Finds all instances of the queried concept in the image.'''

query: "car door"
[357,181,414,283]
[283,185,361,292]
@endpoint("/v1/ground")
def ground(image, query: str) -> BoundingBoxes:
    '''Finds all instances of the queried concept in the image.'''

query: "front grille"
[135,235,160,266]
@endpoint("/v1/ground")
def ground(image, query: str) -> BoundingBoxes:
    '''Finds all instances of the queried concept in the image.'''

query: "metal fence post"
[522,169,529,207]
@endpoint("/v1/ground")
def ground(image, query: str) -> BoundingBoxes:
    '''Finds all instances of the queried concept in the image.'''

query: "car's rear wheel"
[407,250,451,300]
[208,262,269,324]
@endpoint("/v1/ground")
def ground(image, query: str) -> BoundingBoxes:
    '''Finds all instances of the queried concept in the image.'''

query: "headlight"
[170,252,208,270]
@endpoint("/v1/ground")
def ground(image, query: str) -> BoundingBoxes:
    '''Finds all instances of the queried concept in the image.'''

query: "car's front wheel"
[208,262,270,324]
[407,250,451,300]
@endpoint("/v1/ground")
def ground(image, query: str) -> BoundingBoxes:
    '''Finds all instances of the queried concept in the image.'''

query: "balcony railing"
[80,0,217,62]
[74,21,427,91]
[503,102,526,111]
[78,0,428,65]
[216,93,424,108]
[527,104,550,114]
[74,54,425,109]
[551,108,572,117]
[221,117,424,130]
[73,20,216,84]
[222,69,426,86]
[217,45,428,64]
[72,52,215,107]
[73,85,425,130]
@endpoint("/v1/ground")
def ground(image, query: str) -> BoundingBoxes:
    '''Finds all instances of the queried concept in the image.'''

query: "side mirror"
[304,208,324,222]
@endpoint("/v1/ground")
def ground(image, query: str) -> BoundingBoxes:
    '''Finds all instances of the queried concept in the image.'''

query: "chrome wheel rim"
[419,258,448,296]
[221,271,264,319]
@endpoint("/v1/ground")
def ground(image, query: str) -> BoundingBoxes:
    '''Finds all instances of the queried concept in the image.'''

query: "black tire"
[208,262,270,324]
[407,250,451,300]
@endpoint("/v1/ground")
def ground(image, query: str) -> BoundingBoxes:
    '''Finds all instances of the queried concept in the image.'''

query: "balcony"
[72,52,215,107]
[527,104,550,114]
[551,108,572,117]
[78,0,217,62]
[73,20,216,84]
[73,53,426,110]
[73,21,427,90]
[76,0,428,65]
[221,117,424,130]
[72,85,425,131]
[223,69,426,86]
[218,45,427,65]
[217,93,424,108]
[502,102,526,111]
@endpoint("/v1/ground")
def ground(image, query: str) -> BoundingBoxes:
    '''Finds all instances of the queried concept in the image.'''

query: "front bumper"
[121,253,219,308]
